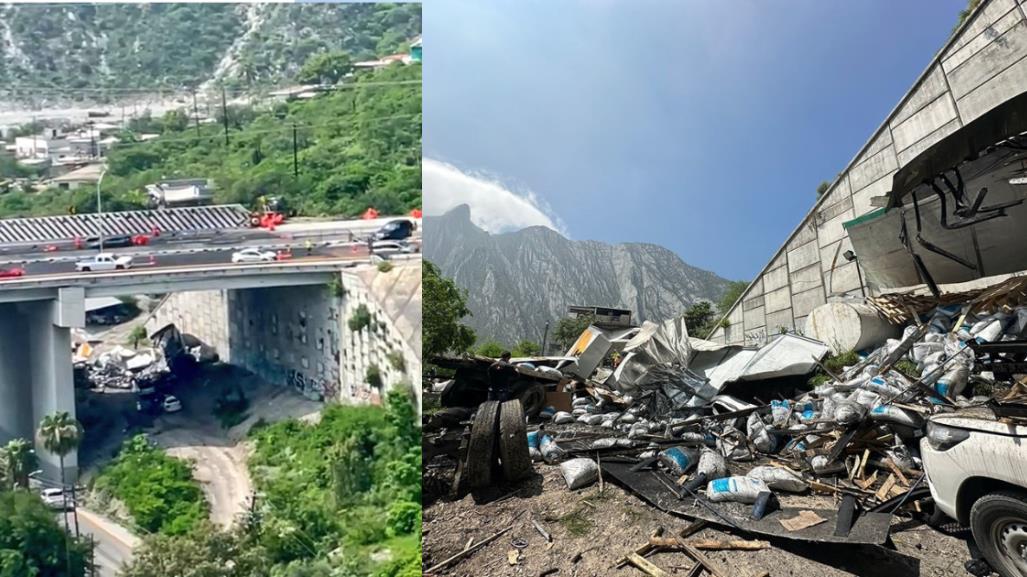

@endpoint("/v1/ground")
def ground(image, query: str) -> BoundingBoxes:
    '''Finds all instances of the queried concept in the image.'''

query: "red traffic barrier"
[361,207,379,220]
[409,208,422,218]
[276,250,293,261]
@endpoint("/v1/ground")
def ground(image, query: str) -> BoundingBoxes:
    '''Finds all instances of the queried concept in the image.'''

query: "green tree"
[552,314,594,352]
[0,490,89,576]
[475,341,505,358]
[683,301,716,339]
[816,180,830,197]
[93,434,207,535]
[512,339,541,357]
[296,51,353,85]
[955,0,982,30]
[35,411,83,540]
[128,325,149,349]
[423,261,475,359]
[123,523,270,577]
[717,280,749,314]
[0,439,37,490]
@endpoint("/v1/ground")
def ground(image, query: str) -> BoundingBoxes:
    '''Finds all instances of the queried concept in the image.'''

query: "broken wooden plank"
[425,525,514,574]
[649,537,769,551]
[677,541,730,577]
[875,474,897,502]
[626,553,670,577]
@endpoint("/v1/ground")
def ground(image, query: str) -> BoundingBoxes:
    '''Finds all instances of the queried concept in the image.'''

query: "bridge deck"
[0,204,251,244]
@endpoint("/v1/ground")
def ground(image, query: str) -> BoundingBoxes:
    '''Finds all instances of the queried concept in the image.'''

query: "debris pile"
[71,323,214,391]
[513,280,1027,546]
[76,344,171,390]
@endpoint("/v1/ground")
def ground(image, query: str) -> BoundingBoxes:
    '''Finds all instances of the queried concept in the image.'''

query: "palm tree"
[36,411,84,538]
[0,438,38,490]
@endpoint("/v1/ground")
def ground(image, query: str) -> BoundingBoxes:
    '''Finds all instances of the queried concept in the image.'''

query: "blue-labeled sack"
[658,446,698,476]
[539,406,556,420]
[706,476,769,504]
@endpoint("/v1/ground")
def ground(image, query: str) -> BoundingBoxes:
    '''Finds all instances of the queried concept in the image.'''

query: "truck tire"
[498,400,532,483]
[515,383,546,418]
[969,490,1027,577]
[463,401,499,490]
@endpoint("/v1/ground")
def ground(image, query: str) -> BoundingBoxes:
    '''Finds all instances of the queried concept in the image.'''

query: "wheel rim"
[994,516,1027,574]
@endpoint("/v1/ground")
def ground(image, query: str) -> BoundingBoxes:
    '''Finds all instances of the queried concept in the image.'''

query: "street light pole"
[96,168,107,252]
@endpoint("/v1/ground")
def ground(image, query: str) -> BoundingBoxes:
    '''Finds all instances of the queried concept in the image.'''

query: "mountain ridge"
[424,204,731,344]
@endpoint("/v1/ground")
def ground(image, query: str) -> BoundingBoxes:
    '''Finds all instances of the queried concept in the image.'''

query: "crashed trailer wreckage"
[845,90,1027,295]
[499,305,1027,561]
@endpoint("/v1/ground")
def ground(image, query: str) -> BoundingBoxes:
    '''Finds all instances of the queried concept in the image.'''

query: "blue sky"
[423,0,969,280]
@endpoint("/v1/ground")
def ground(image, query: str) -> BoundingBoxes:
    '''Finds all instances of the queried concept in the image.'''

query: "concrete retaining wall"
[148,262,422,410]
[710,0,1027,345]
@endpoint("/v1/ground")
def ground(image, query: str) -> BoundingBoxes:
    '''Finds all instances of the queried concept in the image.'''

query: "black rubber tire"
[515,382,546,418]
[969,490,1027,577]
[498,399,532,483]
[463,401,499,489]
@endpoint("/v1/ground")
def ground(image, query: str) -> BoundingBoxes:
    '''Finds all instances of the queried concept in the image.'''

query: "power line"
[91,112,420,153]
[0,79,421,97]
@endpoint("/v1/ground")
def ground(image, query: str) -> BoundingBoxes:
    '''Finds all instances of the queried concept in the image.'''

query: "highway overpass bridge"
[710,0,1027,345]
[0,253,421,480]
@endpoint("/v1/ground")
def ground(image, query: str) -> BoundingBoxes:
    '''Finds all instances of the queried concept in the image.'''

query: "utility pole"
[191,89,201,138]
[292,123,299,179]
[221,86,230,146]
[541,322,550,356]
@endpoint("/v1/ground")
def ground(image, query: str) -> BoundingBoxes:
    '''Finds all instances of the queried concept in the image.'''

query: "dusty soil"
[423,463,977,577]
[150,367,322,526]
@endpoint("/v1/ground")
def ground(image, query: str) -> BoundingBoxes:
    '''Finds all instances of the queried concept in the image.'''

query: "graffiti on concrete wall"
[287,369,338,402]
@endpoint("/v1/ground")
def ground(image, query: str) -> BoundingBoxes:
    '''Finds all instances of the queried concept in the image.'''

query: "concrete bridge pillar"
[0,288,84,481]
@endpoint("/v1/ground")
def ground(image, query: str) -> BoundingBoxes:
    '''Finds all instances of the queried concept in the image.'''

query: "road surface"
[78,507,140,577]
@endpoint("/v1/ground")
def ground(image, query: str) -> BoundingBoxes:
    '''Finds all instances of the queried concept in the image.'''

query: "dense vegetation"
[122,387,421,577]
[423,261,476,360]
[0,490,90,576]
[0,62,421,219]
[92,434,208,536]
[0,3,420,99]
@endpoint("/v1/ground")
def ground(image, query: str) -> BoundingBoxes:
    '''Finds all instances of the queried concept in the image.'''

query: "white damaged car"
[921,406,1027,577]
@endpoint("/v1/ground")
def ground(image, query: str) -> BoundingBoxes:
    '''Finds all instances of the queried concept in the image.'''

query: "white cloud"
[423,158,567,235]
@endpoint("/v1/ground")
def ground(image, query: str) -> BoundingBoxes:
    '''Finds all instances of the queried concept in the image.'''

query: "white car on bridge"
[231,248,277,264]
[371,240,417,256]
[75,253,133,272]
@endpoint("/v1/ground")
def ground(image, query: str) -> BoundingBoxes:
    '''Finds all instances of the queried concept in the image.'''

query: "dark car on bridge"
[85,235,135,249]
[373,219,416,241]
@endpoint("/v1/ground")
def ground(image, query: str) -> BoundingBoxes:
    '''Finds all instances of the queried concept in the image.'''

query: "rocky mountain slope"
[424,205,730,344]
[0,3,420,103]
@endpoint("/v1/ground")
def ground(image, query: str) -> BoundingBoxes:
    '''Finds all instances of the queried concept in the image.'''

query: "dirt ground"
[423,462,977,577]
[150,367,323,526]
